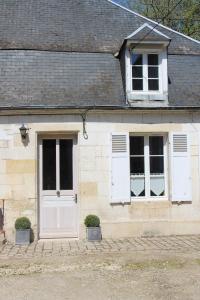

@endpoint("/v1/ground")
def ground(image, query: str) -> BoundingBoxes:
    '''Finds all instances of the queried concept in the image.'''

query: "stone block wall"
[0,111,200,241]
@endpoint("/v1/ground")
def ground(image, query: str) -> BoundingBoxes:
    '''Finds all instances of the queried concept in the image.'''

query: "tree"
[115,0,200,40]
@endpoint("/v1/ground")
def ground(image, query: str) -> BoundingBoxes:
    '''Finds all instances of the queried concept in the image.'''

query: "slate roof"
[127,25,171,42]
[0,51,125,108]
[0,0,199,55]
[168,55,200,107]
[0,50,198,108]
[0,0,199,109]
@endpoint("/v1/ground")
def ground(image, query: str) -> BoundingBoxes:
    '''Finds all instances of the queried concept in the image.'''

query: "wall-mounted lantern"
[19,124,29,140]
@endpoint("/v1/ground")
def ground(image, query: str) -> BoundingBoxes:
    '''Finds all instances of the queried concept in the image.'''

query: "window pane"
[60,139,73,190]
[133,79,143,90]
[130,157,144,174]
[132,66,143,78]
[131,54,143,65]
[150,157,164,174]
[130,136,144,155]
[149,136,163,155]
[148,54,158,65]
[150,176,165,196]
[43,140,56,190]
[131,177,145,197]
[148,79,159,91]
[148,67,158,78]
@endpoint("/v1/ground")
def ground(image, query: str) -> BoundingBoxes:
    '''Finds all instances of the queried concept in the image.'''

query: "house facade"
[0,0,200,241]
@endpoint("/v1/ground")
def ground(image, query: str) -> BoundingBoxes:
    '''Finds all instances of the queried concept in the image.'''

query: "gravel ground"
[0,251,200,300]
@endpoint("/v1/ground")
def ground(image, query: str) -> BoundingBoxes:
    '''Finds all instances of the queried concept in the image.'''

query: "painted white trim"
[126,48,168,102]
[170,132,192,202]
[111,132,131,204]
[56,139,59,192]
[38,134,78,238]
[125,48,131,100]
[127,40,170,46]
[126,23,170,40]
[107,0,200,45]
[130,134,168,200]
[131,196,168,202]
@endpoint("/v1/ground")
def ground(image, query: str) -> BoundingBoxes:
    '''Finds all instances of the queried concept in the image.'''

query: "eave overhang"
[0,105,200,116]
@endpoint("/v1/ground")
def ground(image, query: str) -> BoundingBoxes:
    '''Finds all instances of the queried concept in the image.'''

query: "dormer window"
[132,53,159,92]
[125,23,171,103]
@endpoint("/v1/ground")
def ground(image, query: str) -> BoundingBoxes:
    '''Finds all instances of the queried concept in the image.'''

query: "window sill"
[127,91,168,102]
[131,197,169,202]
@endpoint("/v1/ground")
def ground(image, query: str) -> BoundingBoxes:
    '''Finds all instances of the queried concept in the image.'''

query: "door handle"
[74,194,78,203]
[56,191,60,197]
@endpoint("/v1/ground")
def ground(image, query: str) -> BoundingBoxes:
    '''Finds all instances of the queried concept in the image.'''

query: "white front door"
[39,136,78,238]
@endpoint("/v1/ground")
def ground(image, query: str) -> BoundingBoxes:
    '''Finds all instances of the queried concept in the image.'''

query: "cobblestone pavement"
[1,235,200,259]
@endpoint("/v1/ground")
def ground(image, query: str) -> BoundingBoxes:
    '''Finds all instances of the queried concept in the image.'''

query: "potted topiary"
[84,214,102,241]
[15,217,31,245]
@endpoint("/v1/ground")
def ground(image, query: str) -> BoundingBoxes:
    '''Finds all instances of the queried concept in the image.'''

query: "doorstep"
[38,237,79,243]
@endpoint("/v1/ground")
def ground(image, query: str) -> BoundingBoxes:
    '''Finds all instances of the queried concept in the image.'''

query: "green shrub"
[84,215,100,227]
[15,217,31,230]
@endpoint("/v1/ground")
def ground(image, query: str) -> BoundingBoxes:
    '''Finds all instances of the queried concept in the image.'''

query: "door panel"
[42,207,57,231]
[39,136,78,238]
[59,205,77,231]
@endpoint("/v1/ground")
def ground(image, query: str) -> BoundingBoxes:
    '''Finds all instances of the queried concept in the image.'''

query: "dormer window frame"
[126,45,168,102]
[131,52,161,93]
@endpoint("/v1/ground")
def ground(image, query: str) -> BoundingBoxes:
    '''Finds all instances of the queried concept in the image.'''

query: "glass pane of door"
[149,136,165,196]
[43,140,56,190]
[60,139,73,190]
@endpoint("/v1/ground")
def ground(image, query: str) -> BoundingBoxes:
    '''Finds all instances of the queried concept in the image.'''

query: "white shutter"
[111,133,130,204]
[170,133,191,202]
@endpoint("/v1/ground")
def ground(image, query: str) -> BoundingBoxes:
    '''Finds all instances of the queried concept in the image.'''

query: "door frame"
[37,133,79,239]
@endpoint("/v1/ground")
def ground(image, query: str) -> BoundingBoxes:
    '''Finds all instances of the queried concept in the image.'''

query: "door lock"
[56,191,60,197]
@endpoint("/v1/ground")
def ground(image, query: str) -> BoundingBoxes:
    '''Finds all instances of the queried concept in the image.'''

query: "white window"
[126,49,168,102]
[111,131,191,204]
[130,135,167,199]
[132,53,159,92]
